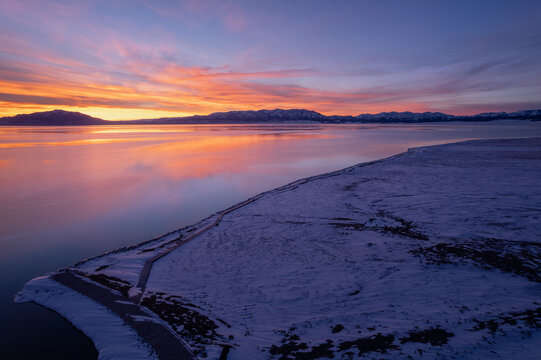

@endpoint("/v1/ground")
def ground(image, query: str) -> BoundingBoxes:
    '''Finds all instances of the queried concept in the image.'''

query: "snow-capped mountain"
[1,108,540,125]
[204,109,327,121]
[356,111,453,122]
[508,110,541,117]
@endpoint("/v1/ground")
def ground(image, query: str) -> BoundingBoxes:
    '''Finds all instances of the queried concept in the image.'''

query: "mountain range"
[0,108,540,126]
[0,109,109,126]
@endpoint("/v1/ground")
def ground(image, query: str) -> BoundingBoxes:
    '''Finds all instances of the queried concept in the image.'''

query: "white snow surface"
[15,276,158,360]
[18,138,541,359]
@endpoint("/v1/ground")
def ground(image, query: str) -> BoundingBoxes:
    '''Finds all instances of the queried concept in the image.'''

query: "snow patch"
[16,276,158,360]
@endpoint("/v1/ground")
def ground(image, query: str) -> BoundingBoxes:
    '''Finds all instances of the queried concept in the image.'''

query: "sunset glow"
[2,2,541,357]
[1,0,540,119]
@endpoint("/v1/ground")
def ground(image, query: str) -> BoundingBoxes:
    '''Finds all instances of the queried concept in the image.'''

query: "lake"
[1,121,540,358]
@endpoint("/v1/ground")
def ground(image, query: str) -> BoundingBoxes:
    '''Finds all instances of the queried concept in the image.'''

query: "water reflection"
[1,121,541,359]
[91,128,192,134]
[0,137,171,148]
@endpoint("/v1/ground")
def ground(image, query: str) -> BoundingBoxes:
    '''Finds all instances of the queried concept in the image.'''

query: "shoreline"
[1,118,540,127]
[17,138,541,359]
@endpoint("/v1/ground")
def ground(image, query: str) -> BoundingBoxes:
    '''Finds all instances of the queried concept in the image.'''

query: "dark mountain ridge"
[0,109,109,125]
[1,108,540,126]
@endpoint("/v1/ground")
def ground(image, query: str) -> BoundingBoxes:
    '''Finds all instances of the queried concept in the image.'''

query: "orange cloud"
[0,29,432,119]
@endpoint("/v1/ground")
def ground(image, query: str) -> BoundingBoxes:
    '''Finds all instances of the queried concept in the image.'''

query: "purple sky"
[1,0,540,119]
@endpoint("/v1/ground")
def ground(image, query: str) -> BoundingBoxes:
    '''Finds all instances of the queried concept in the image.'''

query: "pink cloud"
[223,7,248,31]
[142,0,249,32]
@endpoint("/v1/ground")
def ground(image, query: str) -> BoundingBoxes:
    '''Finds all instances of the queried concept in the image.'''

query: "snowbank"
[16,276,157,360]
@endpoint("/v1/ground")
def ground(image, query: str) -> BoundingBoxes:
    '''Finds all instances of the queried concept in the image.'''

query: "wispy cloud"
[0,0,540,118]
[2,42,540,118]
[141,0,249,32]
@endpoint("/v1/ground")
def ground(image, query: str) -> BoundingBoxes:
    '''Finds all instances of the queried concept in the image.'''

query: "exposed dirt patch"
[270,323,464,359]
[379,223,429,240]
[84,273,132,298]
[412,238,541,282]
[141,291,231,357]
[330,211,429,241]
[331,324,344,333]
[269,341,309,359]
[296,340,334,359]
[399,326,454,346]
[270,327,338,360]
[329,221,365,231]
[270,332,399,359]
[471,307,541,334]
[376,211,429,240]
[270,340,334,360]
[338,333,398,356]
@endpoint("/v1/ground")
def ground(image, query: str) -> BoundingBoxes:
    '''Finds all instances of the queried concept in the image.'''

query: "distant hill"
[130,108,541,124]
[354,109,541,123]
[128,109,329,124]
[0,109,110,125]
[1,108,540,126]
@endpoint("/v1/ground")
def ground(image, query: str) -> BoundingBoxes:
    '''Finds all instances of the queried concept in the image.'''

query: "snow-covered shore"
[17,138,541,359]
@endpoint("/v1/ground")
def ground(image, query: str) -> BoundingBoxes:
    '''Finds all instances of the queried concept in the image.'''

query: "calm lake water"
[1,121,540,358]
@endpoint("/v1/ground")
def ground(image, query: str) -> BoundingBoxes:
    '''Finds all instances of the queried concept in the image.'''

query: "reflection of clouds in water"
[0,124,327,135]
[0,123,540,255]
[90,128,192,134]
[0,137,178,148]
[0,127,332,149]
[140,133,334,153]
[135,133,337,180]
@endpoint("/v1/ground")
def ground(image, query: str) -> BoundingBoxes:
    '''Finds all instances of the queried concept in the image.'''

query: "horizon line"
[4,107,541,122]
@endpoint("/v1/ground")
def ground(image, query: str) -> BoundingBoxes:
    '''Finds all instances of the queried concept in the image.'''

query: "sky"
[0,0,540,120]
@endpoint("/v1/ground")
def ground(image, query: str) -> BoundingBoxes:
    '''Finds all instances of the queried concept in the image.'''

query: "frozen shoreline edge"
[15,276,159,359]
